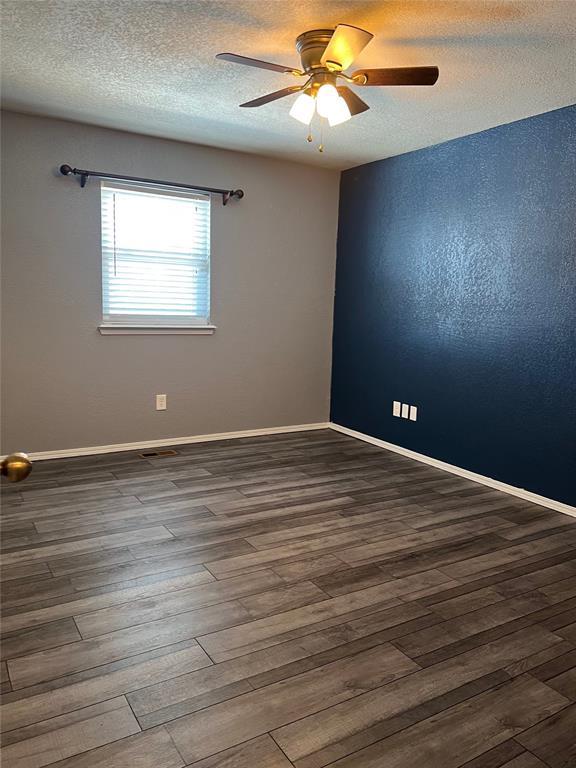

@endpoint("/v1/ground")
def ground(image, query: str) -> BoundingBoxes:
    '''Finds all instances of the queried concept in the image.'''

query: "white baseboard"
[3,423,331,462]
[329,422,576,519]
[5,420,573,519]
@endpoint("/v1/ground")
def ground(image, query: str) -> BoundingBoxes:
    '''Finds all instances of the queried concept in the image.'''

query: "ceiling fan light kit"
[327,95,352,127]
[216,24,439,152]
[316,83,339,117]
[289,91,315,125]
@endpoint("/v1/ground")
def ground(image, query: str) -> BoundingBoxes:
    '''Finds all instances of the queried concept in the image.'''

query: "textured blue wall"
[331,104,576,506]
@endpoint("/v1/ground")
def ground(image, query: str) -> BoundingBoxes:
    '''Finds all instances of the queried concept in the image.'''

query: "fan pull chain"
[306,110,315,144]
[303,115,326,154]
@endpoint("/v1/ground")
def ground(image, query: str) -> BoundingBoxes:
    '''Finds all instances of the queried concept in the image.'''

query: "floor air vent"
[138,449,179,458]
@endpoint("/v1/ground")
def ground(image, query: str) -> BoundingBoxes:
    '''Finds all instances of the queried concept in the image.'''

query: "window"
[100,181,212,332]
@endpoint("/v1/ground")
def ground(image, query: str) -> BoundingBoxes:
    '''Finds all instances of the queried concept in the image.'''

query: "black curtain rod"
[59,164,244,206]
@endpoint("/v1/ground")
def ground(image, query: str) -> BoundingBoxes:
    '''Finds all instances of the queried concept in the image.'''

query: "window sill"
[98,325,217,336]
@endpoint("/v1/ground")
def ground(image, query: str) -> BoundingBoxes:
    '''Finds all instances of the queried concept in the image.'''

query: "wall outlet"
[156,394,167,411]
[393,401,418,422]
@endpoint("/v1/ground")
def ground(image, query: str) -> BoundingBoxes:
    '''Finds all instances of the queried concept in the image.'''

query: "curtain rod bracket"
[59,164,244,205]
[222,189,244,206]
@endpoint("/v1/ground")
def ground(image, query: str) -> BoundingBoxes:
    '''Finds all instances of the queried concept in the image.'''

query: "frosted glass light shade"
[316,84,339,118]
[289,92,315,124]
[327,96,352,126]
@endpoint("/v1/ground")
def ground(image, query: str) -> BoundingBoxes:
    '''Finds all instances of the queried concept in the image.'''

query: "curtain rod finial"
[60,164,73,176]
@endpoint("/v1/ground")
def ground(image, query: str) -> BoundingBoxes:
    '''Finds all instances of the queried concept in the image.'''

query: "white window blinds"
[101,181,211,327]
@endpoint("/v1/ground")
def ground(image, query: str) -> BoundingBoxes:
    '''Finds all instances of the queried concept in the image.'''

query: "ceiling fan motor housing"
[295,29,335,72]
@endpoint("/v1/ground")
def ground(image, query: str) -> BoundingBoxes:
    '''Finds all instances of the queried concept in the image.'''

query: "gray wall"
[1,112,339,453]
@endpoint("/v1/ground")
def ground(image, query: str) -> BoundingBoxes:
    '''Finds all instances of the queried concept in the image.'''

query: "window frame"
[98,180,216,335]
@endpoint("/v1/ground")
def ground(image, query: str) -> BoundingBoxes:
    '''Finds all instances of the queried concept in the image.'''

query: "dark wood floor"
[1,430,575,768]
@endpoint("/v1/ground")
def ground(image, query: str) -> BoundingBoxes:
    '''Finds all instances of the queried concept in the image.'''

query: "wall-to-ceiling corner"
[331,104,576,506]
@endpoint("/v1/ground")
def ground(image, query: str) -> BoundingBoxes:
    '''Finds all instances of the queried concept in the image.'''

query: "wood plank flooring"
[1,430,575,768]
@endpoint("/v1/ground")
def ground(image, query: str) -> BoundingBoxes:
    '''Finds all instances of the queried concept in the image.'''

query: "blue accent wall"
[331,104,576,506]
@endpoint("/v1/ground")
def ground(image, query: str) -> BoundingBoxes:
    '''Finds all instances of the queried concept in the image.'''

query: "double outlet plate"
[393,401,417,421]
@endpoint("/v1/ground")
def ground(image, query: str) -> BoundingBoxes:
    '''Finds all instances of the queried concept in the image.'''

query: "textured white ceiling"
[2,0,575,169]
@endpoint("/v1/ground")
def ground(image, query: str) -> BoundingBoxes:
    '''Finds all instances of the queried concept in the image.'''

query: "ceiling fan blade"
[240,86,303,108]
[353,66,439,86]
[320,24,374,71]
[337,86,370,116]
[216,52,302,75]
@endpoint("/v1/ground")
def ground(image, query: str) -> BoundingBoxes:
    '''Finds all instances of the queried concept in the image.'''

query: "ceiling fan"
[216,24,439,131]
